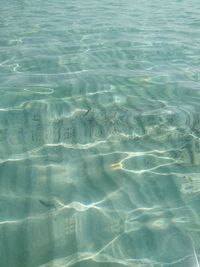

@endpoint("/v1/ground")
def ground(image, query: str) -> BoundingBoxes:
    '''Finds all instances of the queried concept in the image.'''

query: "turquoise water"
[1,0,200,266]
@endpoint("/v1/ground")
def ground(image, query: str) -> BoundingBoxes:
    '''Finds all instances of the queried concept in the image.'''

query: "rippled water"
[1,0,200,266]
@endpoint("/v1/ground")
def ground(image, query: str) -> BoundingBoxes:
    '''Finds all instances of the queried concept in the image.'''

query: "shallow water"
[0,0,200,266]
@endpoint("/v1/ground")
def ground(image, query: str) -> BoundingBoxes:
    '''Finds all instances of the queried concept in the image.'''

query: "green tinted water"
[0,0,200,266]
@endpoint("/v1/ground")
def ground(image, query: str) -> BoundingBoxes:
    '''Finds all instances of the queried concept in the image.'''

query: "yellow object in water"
[143,77,151,82]
[110,162,121,170]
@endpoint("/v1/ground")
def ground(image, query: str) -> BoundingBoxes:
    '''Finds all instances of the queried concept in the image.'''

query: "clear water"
[1,0,200,266]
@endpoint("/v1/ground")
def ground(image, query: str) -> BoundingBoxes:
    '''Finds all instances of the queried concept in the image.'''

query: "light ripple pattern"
[0,0,200,266]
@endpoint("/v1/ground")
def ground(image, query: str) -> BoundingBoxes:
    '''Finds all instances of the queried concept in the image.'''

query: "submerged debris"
[143,77,151,82]
[110,162,121,170]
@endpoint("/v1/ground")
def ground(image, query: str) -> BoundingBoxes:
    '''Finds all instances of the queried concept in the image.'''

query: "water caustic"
[0,0,200,266]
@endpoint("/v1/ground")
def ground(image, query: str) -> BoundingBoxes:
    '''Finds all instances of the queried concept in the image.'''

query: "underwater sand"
[0,0,200,266]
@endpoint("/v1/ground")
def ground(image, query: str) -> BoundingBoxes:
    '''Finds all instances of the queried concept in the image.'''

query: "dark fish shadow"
[39,199,57,210]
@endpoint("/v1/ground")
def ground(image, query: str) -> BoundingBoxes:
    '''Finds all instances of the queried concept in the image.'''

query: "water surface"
[0,0,200,266]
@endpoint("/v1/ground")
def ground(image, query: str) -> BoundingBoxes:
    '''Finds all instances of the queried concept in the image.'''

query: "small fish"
[188,176,193,182]
[84,108,91,116]
[39,199,56,209]
[110,162,121,170]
